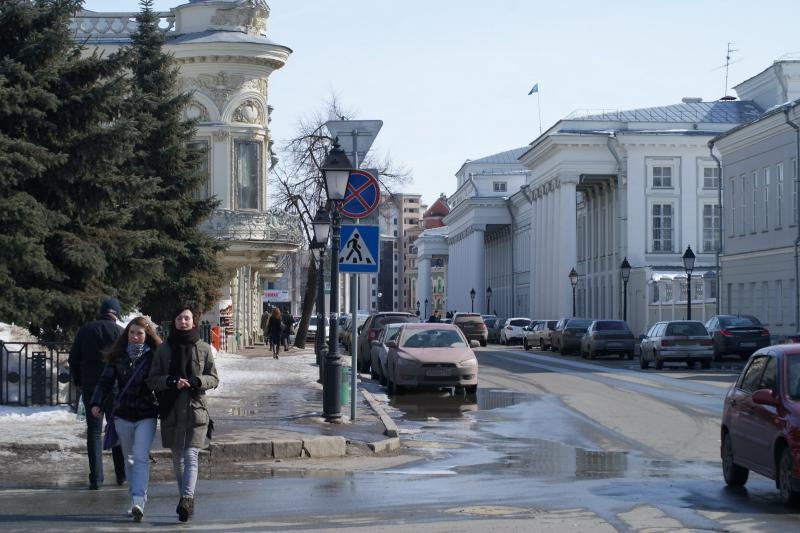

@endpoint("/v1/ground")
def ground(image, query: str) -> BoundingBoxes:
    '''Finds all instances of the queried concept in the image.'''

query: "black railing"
[0,341,73,406]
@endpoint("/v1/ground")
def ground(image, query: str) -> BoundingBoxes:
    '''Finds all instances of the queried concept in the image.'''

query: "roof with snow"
[566,100,762,124]
[467,147,529,165]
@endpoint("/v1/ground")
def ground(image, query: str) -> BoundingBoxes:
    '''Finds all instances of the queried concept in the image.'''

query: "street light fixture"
[620,257,631,322]
[470,288,476,312]
[682,245,696,320]
[312,208,331,245]
[320,140,354,423]
[569,268,578,316]
[486,286,492,315]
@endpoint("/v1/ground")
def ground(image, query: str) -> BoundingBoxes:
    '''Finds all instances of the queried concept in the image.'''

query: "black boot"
[177,497,191,522]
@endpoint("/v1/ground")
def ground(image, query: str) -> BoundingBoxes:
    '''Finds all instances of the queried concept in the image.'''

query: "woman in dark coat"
[267,308,283,359]
[91,316,161,522]
[147,307,218,522]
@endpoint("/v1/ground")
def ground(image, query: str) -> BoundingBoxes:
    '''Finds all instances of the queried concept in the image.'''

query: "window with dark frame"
[234,140,261,210]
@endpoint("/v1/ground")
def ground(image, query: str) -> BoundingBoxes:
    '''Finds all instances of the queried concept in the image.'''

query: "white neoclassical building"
[439,98,763,334]
[74,0,303,347]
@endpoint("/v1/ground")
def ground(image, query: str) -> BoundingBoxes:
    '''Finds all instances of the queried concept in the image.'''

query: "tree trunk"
[294,255,318,348]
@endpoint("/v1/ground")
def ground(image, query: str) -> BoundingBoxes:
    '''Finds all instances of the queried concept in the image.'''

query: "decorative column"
[469,225,486,313]
[559,175,579,318]
[417,255,432,317]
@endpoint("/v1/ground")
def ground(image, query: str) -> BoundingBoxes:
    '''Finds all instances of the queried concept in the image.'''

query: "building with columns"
[74,0,303,347]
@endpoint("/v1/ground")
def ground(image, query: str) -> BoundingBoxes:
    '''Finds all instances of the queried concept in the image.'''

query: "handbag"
[103,353,150,450]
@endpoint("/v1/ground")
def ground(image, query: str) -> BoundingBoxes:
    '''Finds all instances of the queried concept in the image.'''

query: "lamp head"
[682,245,696,273]
[321,138,353,201]
[620,257,632,282]
[569,268,579,287]
[312,207,331,245]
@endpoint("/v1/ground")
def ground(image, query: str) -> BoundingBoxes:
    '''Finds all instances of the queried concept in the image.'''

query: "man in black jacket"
[69,298,126,490]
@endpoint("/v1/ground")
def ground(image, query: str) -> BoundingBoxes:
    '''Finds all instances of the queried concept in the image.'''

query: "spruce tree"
[129,0,224,323]
[0,0,156,338]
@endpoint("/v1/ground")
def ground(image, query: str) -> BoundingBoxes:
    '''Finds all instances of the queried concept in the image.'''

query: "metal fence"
[0,341,74,407]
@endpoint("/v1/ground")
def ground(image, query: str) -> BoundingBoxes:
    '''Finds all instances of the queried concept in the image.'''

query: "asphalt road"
[2,345,799,531]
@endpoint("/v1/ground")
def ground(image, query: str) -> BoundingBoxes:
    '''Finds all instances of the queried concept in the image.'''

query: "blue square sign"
[339,225,380,273]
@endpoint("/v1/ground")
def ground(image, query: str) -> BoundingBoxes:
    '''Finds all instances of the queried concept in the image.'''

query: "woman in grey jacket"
[147,307,218,522]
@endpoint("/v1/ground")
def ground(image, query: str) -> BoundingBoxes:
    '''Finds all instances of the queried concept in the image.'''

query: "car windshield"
[402,329,466,348]
[566,319,593,328]
[546,321,557,329]
[596,321,628,331]
[789,356,800,400]
[456,316,484,324]
[510,319,531,327]
[373,315,417,328]
[719,316,761,327]
[665,322,707,336]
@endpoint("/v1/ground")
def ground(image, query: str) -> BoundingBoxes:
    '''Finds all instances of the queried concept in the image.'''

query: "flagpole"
[537,90,542,135]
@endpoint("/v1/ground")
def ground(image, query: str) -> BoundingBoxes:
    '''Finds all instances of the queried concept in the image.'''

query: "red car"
[721,344,800,505]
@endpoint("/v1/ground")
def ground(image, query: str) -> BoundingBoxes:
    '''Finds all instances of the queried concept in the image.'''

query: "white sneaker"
[131,504,143,522]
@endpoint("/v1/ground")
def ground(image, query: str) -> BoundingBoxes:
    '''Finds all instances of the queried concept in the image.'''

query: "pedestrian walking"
[266,308,283,359]
[68,297,127,490]
[147,307,219,522]
[281,310,294,352]
[260,309,271,350]
[90,317,161,522]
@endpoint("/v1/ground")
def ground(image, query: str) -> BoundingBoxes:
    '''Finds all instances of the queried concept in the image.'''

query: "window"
[188,140,211,199]
[234,140,261,209]
[651,204,673,252]
[739,356,767,393]
[752,171,758,232]
[493,181,507,192]
[729,177,736,237]
[703,204,720,253]
[778,163,784,228]
[393,217,397,225]
[740,175,746,234]
[764,167,770,230]
[652,166,673,188]
[760,357,777,392]
[703,166,720,189]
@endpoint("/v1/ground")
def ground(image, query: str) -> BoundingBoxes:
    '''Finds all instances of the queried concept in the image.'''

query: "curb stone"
[361,390,399,438]
[367,437,400,454]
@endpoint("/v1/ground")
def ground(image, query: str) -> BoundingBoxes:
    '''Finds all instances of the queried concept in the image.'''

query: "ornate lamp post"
[682,245,696,320]
[569,268,578,316]
[311,208,330,370]
[321,139,353,423]
[620,257,631,322]
[470,288,476,312]
[486,286,492,315]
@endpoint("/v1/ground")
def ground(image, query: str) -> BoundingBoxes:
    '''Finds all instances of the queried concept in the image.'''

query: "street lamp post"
[311,208,331,373]
[416,300,420,317]
[569,268,578,316]
[424,298,428,319]
[321,139,353,423]
[470,288,476,313]
[486,286,492,315]
[620,257,631,322]
[682,245,696,320]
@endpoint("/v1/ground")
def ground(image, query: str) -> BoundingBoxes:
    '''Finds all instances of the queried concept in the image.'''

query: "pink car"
[385,323,478,396]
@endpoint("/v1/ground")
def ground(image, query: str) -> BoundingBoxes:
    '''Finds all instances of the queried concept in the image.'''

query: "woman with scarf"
[147,307,218,522]
[90,316,161,522]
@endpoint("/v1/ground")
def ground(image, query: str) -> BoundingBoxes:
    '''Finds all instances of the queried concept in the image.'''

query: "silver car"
[580,320,636,360]
[640,320,714,370]
[369,323,403,385]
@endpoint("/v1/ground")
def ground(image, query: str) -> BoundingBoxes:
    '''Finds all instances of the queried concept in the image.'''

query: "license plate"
[426,368,452,377]
[741,342,756,347]
[607,342,623,348]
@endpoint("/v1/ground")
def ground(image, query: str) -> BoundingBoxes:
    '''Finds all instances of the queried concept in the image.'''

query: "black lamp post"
[424,298,428,319]
[416,300,420,317]
[470,288,476,312]
[321,139,353,423]
[569,268,578,316]
[682,245,696,320]
[486,286,492,315]
[311,208,330,370]
[620,257,631,322]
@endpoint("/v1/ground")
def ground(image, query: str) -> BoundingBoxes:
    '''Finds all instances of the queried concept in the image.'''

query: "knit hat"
[99,298,121,319]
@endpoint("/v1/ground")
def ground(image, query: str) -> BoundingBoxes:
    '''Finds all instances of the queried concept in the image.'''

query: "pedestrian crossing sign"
[339,224,380,273]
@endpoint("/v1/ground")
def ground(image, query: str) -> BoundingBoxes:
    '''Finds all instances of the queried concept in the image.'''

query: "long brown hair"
[271,308,281,320]
[104,316,162,362]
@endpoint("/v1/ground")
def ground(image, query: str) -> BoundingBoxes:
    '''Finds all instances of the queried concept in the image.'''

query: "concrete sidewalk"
[0,344,399,487]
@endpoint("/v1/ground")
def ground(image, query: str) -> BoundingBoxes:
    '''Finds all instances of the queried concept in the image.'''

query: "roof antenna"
[712,42,741,99]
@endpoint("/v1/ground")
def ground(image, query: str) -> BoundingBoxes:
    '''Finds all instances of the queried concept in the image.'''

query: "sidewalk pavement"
[0,343,400,487]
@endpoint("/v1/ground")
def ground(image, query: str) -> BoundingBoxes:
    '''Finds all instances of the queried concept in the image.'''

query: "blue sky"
[83,1,800,207]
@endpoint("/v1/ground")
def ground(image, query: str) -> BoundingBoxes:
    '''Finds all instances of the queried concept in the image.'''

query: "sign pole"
[350,131,359,422]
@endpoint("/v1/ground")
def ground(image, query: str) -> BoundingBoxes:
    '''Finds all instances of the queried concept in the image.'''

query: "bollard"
[340,366,350,406]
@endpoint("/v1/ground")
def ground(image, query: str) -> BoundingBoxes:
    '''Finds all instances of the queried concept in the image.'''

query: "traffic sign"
[338,170,380,219]
[339,225,379,273]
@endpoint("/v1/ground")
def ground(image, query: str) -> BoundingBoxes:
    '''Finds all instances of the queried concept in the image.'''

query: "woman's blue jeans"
[114,417,157,508]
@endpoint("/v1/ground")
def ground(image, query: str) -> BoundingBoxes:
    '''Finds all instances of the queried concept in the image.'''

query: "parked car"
[369,323,404,385]
[452,312,488,347]
[549,317,571,352]
[342,314,369,352]
[552,318,593,355]
[356,312,419,372]
[705,314,770,361]
[306,315,329,341]
[721,344,800,505]
[500,317,532,345]
[523,320,557,350]
[384,323,478,395]
[487,317,506,344]
[580,320,636,360]
[639,320,714,370]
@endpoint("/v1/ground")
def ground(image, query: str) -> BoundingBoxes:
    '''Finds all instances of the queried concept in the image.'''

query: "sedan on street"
[639,320,714,369]
[555,318,594,355]
[705,314,770,361]
[453,313,489,347]
[369,323,403,385]
[385,323,478,395]
[523,320,557,350]
[721,344,800,505]
[580,320,636,360]
[500,317,532,345]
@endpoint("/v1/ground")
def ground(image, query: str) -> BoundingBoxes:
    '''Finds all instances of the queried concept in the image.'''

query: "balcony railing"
[202,208,304,245]
[70,11,175,40]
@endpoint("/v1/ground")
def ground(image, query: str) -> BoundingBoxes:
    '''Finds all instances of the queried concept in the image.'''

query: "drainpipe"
[505,198,516,317]
[708,140,722,315]
[784,106,800,330]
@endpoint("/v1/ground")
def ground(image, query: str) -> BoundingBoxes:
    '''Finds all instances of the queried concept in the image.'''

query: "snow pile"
[0,322,37,344]
[0,406,84,447]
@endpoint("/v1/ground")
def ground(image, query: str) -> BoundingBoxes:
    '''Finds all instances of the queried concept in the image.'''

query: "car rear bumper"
[463,332,488,342]
[561,337,582,350]
[720,338,770,354]
[659,348,714,360]
[593,339,635,352]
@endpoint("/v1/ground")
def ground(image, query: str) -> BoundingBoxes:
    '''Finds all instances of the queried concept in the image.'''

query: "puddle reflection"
[389,388,537,421]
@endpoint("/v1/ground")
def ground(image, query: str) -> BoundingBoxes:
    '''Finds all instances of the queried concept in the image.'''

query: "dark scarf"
[158,327,201,419]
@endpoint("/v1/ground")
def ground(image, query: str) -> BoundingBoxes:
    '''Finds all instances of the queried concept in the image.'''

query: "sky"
[83,0,800,207]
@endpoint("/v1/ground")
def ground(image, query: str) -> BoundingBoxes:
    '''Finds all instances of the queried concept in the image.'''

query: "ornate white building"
[73,0,303,347]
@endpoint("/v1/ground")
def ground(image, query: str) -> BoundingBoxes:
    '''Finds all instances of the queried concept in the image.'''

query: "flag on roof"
[528,83,539,95]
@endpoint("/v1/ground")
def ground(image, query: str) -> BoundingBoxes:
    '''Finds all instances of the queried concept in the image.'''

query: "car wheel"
[480,339,487,347]
[465,385,478,395]
[391,379,404,396]
[539,338,546,350]
[779,447,800,506]
[701,359,711,369]
[559,344,568,356]
[370,366,378,380]
[379,372,387,387]
[713,345,722,362]
[722,432,749,487]
[654,352,664,370]
[523,338,530,351]
[639,356,649,369]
